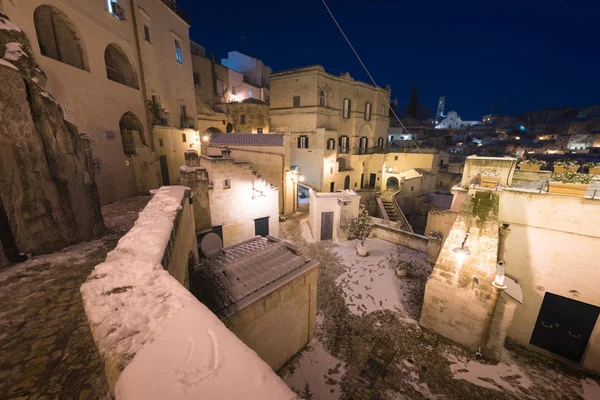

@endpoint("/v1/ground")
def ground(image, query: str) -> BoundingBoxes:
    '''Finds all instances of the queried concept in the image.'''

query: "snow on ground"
[282,338,345,399]
[334,239,406,317]
[445,352,533,393]
[3,42,27,61]
[582,377,600,399]
[300,218,315,244]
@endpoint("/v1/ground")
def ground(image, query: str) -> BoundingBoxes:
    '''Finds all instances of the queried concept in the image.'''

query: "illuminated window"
[327,138,335,150]
[175,39,183,64]
[298,135,309,149]
[107,0,125,19]
[249,90,253,98]
[343,98,351,119]
[364,102,372,121]
[223,179,231,189]
[339,136,349,153]
[293,96,301,108]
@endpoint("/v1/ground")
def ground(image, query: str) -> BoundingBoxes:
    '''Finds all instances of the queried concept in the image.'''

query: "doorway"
[330,182,335,192]
[159,155,170,186]
[0,198,26,263]
[530,292,600,363]
[369,173,376,188]
[254,217,270,237]
[344,175,350,190]
[361,174,364,189]
[321,212,333,240]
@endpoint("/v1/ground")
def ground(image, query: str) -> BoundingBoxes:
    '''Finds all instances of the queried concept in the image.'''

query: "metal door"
[159,155,170,185]
[369,173,376,188]
[254,217,269,237]
[321,212,334,241]
[530,292,600,363]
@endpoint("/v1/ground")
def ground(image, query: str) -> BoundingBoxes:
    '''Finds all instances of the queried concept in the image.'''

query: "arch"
[206,127,223,134]
[386,177,399,191]
[319,89,325,106]
[119,112,146,155]
[34,5,88,70]
[344,175,350,190]
[105,44,138,88]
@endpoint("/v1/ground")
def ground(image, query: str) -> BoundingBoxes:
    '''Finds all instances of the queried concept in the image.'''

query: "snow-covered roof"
[209,133,285,147]
[81,186,297,399]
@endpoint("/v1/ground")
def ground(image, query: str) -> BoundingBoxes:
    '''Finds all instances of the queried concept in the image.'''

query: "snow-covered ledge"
[81,186,297,399]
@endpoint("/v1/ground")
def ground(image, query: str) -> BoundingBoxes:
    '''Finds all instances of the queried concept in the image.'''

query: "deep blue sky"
[177,0,599,120]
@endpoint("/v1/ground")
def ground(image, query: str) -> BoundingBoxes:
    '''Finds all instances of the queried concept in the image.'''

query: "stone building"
[420,156,600,374]
[195,235,319,371]
[222,50,271,103]
[308,190,360,242]
[5,0,197,204]
[435,111,479,129]
[270,66,391,194]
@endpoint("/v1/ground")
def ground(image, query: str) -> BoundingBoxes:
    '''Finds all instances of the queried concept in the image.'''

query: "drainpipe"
[129,0,155,152]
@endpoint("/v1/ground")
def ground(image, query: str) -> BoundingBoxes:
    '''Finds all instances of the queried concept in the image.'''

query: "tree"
[301,383,314,400]
[407,83,419,119]
[349,208,373,246]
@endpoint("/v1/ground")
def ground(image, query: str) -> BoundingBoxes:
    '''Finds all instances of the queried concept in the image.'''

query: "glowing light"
[515,136,521,140]
[388,167,393,173]
[299,175,305,182]
[202,135,210,142]
[454,248,470,263]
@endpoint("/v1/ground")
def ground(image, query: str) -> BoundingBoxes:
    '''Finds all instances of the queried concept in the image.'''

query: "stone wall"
[420,189,500,351]
[309,190,361,242]
[180,150,212,231]
[460,156,517,188]
[370,218,429,253]
[228,266,319,371]
[227,101,270,133]
[80,186,295,398]
[0,12,104,261]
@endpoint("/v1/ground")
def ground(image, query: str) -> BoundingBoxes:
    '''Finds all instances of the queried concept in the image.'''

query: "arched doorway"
[119,112,146,155]
[34,5,88,70]
[344,175,350,190]
[386,177,399,191]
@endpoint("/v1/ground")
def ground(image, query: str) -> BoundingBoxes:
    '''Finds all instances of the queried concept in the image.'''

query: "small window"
[394,156,398,160]
[364,102,372,121]
[343,98,351,119]
[180,104,187,125]
[182,133,186,142]
[223,179,231,189]
[293,96,301,108]
[319,90,325,106]
[249,90,253,98]
[240,114,246,124]
[377,137,384,147]
[381,105,386,116]
[159,138,164,147]
[193,72,200,85]
[257,128,263,133]
[327,138,335,150]
[175,39,183,64]
[298,135,309,149]
[339,135,349,153]
[144,25,151,42]
[108,0,125,20]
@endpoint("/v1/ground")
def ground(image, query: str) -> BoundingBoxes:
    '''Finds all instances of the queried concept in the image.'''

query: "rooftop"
[209,133,285,147]
[200,236,318,313]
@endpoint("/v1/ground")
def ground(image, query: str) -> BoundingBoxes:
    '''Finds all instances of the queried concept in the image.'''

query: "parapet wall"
[370,217,429,253]
[81,186,296,399]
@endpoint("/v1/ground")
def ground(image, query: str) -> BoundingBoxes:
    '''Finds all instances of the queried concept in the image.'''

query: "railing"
[161,0,191,23]
[180,118,195,129]
[338,146,350,154]
[152,110,169,126]
[353,146,386,155]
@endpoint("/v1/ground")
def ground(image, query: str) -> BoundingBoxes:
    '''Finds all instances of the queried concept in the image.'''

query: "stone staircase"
[382,199,399,222]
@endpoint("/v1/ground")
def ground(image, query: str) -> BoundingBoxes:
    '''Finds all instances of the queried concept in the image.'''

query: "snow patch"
[179,165,204,173]
[0,58,18,70]
[582,378,600,400]
[3,42,27,61]
[300,219,315,244]
[0,16,22,32]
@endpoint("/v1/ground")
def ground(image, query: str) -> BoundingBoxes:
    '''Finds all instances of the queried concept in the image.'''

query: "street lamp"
[453,232,471,262]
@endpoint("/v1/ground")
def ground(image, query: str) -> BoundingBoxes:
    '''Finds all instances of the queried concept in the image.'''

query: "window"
[377,137,384,148]
[240,114,246,124]
[298,135,309,149]
[159,138,164,147]
[104,44,138,88]
[34,5,87,70]
[193,72,200,85]
[180,104,188,127]
[411,186,414,192]
[257,128,263,133]
[394,156,398,160]
[381,105,386,116]
[293,96,301,108]
[223,179,231,189]
[319,90,325,106]
[107,0,125,20]
[249,91,253,98]
[359,137,368,152]
[182,133,187,142]
[339,135,349,153]
[327,138,335,150]
[343,98,351,119]
[175,39,183,64]
[330,167,333,174]
[330,182,335,192]
[364,102,372,121]
[143,25,151,42]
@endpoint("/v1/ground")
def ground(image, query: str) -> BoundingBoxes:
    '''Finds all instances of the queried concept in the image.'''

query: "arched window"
[319,90,325,106]
[34,5,87,70]
[119,112,146,155]
[105,44,138,89]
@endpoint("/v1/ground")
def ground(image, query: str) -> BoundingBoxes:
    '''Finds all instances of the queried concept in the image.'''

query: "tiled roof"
[210,133,284,147]
[200,236,317,311]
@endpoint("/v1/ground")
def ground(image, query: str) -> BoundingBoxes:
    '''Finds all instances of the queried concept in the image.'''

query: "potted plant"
[395,260,411,278]
[548,172,597,197]
[349,208,373,257]
[584,162,600,175]
[553,159,579,174]
[480,169,501,188]
[518,158,547,171]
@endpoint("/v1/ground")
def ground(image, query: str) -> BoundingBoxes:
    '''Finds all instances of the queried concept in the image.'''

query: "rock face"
[0,12,104,265]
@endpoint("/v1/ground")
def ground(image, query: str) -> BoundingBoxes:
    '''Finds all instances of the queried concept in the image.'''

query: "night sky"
[177,0,599,120]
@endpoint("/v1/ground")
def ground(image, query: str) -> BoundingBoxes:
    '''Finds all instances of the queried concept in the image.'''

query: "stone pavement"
[0,196,149,400]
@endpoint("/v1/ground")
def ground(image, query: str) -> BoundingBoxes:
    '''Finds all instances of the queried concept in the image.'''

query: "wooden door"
[321,212,334,241]
[254,217,269,237]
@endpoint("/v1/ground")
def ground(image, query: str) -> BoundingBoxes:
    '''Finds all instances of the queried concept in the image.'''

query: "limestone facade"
[5,0,197,204]
[308,190,361,242]
[199,155,279,246]
[227,100,270,133]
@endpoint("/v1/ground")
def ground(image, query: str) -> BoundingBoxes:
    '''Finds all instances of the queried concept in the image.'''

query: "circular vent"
[200,232,223,259]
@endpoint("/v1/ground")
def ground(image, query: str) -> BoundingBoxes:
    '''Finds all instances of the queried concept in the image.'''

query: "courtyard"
[278,212,600,400]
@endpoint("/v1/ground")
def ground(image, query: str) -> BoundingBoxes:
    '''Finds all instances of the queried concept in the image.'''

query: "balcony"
[353,146,386,155]
[338,146,350,154]
[161,0,191,24]
[180,117,195,130]
[152,111,170,127]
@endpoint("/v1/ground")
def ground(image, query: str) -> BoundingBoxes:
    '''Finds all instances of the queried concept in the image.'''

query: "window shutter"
[305,137,309,148]
[297,136,301,148]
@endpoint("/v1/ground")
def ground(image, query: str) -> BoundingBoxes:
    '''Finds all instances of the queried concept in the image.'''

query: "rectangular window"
[108,0,125,20]
[175,39,183,64]
[144,25,151,42]
[182,133,186,142]
[223,179,231,189]
[327,138,335,150]
[298,135,308,149]
[180,104,187,120]
[343,98,351,119]
[152,94,160,106]
[339,136,349,153]
[293,96,301,108]
[241,114,246,124]
[364,102,372,121]
[159,138,164,147]
[381,105,386,116]
[249,90,253,98]
[193,72,200,85]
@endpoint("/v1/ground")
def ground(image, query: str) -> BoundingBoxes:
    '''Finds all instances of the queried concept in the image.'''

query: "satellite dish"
[200,232,223,259]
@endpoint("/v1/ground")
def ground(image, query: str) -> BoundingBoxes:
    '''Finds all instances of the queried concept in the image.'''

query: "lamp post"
[453,231,471,262]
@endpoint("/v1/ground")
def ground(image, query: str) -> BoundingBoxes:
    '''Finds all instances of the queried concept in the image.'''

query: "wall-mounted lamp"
[492,261,508,289]
[252,188,266,199]
[453,232,471,262]
[202,134,210,142]
[299,175,305,182]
